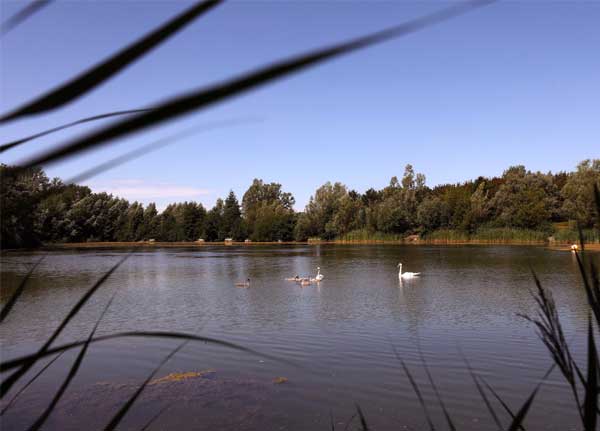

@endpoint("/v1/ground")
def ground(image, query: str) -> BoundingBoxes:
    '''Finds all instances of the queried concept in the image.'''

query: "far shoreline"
[27,240,600,253]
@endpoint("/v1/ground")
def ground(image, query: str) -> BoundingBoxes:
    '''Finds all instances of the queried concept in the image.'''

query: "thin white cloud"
[85,179,211,203]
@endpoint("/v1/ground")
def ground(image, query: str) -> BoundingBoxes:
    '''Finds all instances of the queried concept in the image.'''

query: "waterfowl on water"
[235,278,250,287]
[398,263,420,279]
[314,267,324,281]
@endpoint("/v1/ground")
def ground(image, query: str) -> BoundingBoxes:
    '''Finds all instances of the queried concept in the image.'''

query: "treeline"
[1,160,599,249]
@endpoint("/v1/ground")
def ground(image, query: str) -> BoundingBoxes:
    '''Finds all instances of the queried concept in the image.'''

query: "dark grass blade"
[0,255,128,396]
[354,403,369,431]
[594,183,600,226]
[584,316,598,431]
[0,0,222,123]
[26,285,120,430]
[417,342,456,431]
[574,248,600,329]
[478,376,526,431]
[341,413,357,431]
[389,340,435,431]
[104,341,188,430]
[0,256,44,323]
[508,365,555,431]
[519,270,584,419]
[1,330,298,373]
[458,347,503,430]
[1,0,52,36]
[0,109,150,153]
[329,409,335,431]
[578,224,587,253]
[18,0,494,170]
[508,387,538,431]
[65,117,260,184]
[0,351,64,416]
[139,404,170,431]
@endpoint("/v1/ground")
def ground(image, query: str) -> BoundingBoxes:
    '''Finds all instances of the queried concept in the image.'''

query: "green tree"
[242,179,295,241]
[369,165,427,234]
[159,204,180,241]
[252,202,296,241]
[489,166,558,230]
[561,159,600,227]
[0,165,50,248]
[140,203,159,239]
[417,196,446,231]
[204,198,224,241]
[36,181,91,242]
[221,191,244,240]
[295,182,347,240]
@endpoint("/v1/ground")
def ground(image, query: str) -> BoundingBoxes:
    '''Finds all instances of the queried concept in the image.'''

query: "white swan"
[235,278,250,287]
[314,267,324,281]
[398,263,420,279]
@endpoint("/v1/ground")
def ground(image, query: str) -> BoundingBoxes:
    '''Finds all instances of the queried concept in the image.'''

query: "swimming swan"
[235,278,250,287]
[398,263,420,279]
[314,267,324,281]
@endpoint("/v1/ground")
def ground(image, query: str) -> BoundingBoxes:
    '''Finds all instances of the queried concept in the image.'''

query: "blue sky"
[1,0,598,210]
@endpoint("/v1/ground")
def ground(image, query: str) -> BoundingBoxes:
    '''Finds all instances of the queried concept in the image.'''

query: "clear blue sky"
[1,0,598,210]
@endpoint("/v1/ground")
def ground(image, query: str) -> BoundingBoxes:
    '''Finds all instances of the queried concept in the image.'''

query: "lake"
[0,245,593,430]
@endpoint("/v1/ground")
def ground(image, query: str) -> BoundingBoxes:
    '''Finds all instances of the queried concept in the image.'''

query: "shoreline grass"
[13,234,599,252]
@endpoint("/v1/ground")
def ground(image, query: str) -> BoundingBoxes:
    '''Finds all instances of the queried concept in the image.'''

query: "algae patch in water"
[149,369,215,385]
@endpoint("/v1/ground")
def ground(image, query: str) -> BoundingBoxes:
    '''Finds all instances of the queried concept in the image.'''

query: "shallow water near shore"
[0,245,595,430]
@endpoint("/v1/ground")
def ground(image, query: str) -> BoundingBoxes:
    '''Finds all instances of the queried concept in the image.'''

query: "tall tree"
[295,182,348,240]
[140,202,159,239]
[489,166,558,230]
[242,179,295,241]
[0,165,49,248]
[222,191,245,240]
[561,159,600,227]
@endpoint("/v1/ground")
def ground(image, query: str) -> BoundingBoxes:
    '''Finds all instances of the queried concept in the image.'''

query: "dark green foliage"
[1,165,50,248]
[222,191,245,241]
[488,166,560,230]
[2,160,599,248]
[295,182,348,240]
[204,199,224,242]
[561,160,600,228]
[242,179,295,241]
[158,202,207,242]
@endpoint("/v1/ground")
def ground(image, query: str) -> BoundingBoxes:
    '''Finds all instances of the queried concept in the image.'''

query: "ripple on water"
[0,245,594,430]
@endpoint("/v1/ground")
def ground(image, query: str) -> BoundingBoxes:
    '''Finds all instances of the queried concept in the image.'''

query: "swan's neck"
[398,265,402,275]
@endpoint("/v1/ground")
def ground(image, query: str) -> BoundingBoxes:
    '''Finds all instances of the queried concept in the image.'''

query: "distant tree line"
[1,160,599,249]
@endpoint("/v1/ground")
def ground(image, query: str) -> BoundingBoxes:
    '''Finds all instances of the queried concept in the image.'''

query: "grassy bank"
[425,227,548,243]
[336,227,600,245]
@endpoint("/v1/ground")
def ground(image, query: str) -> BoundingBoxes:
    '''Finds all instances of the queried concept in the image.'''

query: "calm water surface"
[0,245,594,430]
